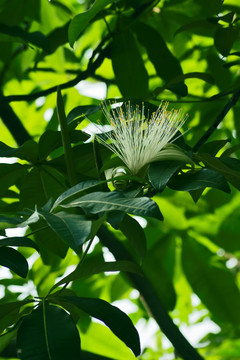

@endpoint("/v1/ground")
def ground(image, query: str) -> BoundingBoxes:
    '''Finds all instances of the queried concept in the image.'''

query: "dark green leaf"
[175,20,219,37]
[119,214,146,263]
[40,211,92,253]
[142,237,176,311]
[52,179,105,210]
[0,215,23,230]
[0,237,39,251]
[38,130,62,160]
[66,105,100,124]
[19,166,66,209]
[0,140,38,162]
[148,161,182,192]
[0,164,28,197]
[134,22,187,96]
[0,247,28,278]
[168,168,230,193]
[0,300,34,334]
[17,303,81,360]
[59,296,141,356]
[111,29,148,98]
[198,139,230,156]
[50,259,143,292]
[196,153,240,190]
[182,237,240,324]
[68,0,112,47]
[61,191,163,220]
[214,26,238,56]
[30,219,68,261]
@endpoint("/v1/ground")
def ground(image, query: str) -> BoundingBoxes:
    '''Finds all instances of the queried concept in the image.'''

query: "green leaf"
[142,238,176,311]
[61,191,163,220]
[0,247,28,278]
[133,22,187,96]
[38,130,62,160]
[119,214,146,263]
[40,211,92,253]
[30,219,68,261]
[50,259,142,293]
[213,210,240,252]
[59,296,141,356]
[0,215,23,230]
[17,303,81,360]
[0,140,38,162]
[52,179,105,210]
[214,26,238,56]
[68,0,112,47]
[196,153,240,190]
[198,139,230,156]
[66,105,100,124]
[182,237,240,324]
[0,237,39,251]
[168,168,230,193]
[148,161,182,192]
[0,300,34,334]
[111,28,148,98]
[0,164,28,197]
[220,143,240,158]
[19,166,66,209]
[175,20,219,37]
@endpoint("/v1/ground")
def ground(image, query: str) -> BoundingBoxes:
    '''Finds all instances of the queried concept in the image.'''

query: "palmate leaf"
[61,191,163,220]
[17,303,81,360]
[58,296,141,357]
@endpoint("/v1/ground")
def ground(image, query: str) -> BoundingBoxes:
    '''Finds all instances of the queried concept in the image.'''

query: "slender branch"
[193,87,240,152]
[0,92,31,145]
[98,226,204,360]
[4,37,110,104]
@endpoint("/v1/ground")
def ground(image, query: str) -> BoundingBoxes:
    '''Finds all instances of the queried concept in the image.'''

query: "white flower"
[96,101,189,176]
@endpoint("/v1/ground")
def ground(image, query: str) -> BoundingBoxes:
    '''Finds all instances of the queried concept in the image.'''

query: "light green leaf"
[68,0,112,47]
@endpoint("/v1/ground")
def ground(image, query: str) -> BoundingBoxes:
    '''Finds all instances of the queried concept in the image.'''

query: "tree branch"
[0,93,31,145]
[193,87,240,152]
[98,226,204,360]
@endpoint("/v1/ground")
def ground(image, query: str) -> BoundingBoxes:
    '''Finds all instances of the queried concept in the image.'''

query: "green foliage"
[0,0,240,359]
